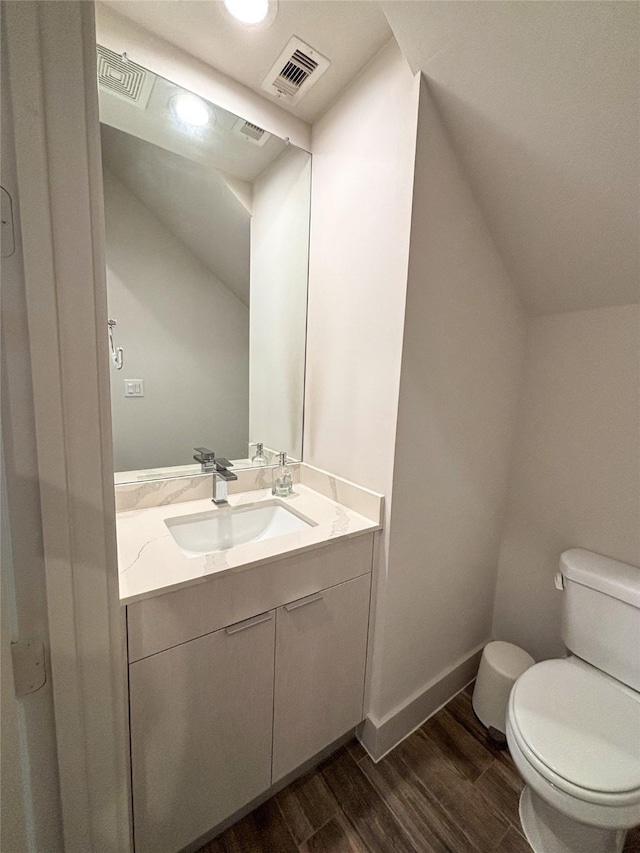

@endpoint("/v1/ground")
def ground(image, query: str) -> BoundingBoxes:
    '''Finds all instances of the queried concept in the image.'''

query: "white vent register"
[262,37,330,104]
[97,45,155,109]
[233,118,271,146]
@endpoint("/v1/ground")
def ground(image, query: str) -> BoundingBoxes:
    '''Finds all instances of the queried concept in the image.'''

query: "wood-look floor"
[200,683,640,853]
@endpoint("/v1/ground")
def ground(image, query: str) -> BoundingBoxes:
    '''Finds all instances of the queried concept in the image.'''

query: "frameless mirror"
[97,47,310,484]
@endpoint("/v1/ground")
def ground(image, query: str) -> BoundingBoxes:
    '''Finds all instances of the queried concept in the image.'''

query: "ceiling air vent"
[262,37,330,104]
[97,45,155,110]
[233,118,271,147]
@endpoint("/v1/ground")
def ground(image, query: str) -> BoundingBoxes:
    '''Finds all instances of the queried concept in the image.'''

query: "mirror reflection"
[97,48,311,483]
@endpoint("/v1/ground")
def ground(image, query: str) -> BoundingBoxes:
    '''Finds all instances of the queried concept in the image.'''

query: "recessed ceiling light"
[169,93,211,127]
[223,0,277,27]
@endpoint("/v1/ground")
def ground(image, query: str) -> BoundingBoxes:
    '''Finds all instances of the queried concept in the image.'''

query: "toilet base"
[519,787,627,853]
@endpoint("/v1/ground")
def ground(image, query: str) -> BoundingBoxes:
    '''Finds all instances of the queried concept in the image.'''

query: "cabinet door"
[129,611,275,853]
[272,574,371,781]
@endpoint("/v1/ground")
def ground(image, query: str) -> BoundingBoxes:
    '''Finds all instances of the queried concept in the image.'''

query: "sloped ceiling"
[383,1,639,315]
[99,0,392,123]
[101,125,251,304]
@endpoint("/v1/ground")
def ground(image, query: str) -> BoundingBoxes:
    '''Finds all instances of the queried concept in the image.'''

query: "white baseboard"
[358,642,486,762]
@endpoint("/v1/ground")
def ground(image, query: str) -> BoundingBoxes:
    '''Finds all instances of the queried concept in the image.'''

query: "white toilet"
[506,548,640,853]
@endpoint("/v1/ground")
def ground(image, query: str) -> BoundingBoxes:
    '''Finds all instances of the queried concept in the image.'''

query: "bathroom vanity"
[116,466,382,853]
[99,42,383,853]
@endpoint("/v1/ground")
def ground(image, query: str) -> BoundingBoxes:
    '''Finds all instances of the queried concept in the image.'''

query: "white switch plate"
[124,379,144,397]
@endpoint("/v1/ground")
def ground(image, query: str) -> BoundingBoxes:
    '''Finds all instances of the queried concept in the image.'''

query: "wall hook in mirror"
[108,318,124,370]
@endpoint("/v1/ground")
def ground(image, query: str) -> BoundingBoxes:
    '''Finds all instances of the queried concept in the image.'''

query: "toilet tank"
[560,549,640,692]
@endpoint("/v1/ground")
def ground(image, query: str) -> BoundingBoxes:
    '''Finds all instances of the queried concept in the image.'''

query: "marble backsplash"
[114,464,300,512]
[114,462,383,523]
[299,465,383,525]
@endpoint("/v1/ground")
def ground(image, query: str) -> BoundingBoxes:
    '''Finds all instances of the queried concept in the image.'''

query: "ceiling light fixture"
[170,93,211,127]
[223,0,277,27]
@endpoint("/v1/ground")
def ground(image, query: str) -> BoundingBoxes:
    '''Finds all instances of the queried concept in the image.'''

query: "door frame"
[4,2,131,850]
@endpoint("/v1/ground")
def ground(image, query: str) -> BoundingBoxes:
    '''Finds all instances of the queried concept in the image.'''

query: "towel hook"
[108,318,124,370]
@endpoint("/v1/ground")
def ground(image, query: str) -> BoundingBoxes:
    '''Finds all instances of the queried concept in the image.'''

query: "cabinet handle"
[284,592,324,612]
[225,611,272,635]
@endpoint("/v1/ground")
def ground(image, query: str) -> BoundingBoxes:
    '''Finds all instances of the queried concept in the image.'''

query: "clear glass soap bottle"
[251,442,268,466]
[272,451,293,497]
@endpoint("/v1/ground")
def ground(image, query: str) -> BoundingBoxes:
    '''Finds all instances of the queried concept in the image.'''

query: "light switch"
[124,379,144,397]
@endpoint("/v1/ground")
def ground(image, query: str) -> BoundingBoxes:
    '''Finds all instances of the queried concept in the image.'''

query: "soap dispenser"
[272,451,293,497]
[251,442,268,466]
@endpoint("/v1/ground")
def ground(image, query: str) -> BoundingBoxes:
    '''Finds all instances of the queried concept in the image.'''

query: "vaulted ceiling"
[383,0,639,315]
[99,0,639,316]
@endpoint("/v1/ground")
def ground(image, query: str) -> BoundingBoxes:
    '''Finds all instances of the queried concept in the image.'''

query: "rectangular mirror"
[97,47,311,484]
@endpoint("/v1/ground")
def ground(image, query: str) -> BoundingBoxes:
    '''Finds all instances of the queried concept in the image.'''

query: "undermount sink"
[165,500,315,558]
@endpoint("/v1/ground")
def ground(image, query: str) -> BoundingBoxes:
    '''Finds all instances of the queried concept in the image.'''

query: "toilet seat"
[509,659,640,809]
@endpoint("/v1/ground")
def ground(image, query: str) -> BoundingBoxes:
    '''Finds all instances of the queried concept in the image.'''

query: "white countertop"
[117,484,380,604]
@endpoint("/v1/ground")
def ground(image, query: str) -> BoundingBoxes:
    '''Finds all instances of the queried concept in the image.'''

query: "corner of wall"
[491,303,640,661]
[367,69,526,731]
[303,38,421,744]
[359,643,485,762]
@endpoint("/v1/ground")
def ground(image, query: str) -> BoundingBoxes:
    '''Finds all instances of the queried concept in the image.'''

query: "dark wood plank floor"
[201,683,640,853]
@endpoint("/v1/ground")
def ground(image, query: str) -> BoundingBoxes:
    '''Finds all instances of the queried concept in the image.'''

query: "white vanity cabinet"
[127,533,374,853]
[129,611,276,853]
[272,574,371,781]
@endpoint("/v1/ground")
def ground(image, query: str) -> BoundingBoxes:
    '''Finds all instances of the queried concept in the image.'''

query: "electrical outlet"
[124,379,144,397]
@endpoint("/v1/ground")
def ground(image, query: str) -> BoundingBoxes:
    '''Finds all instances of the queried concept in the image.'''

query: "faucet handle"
[194,446,215,463]
[214,457,233,470]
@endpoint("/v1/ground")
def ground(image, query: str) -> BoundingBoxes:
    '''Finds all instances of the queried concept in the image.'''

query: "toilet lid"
[511,659,640,794]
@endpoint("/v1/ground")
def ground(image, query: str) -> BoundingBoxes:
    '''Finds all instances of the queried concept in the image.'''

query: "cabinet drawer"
[127,534,374,662]
[130,610,275,853]
[272,573,371,781]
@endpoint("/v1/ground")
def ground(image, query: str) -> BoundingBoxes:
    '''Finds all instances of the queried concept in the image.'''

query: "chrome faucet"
[193,447,238,503]
[211,458,238,504]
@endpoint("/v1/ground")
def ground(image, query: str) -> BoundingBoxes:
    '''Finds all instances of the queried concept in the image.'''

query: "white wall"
[304,39,420,749]
[377,4,639,700]
[493,303,640,661]
[306,53,527,746]
[373,78,526,722]
[304,39,418,496]
[250,147,311,461]
[104,169,249,470]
